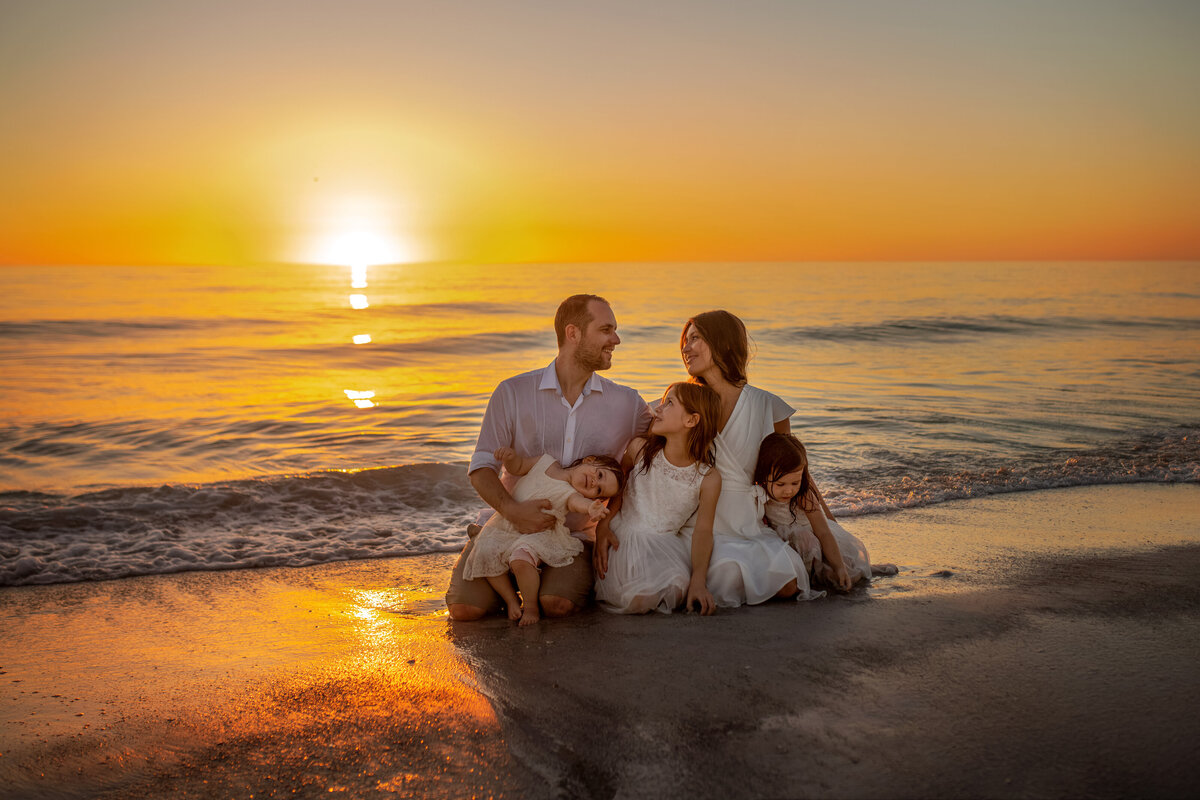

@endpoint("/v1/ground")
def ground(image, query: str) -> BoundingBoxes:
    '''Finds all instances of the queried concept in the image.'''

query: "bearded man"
[445,294,652,621]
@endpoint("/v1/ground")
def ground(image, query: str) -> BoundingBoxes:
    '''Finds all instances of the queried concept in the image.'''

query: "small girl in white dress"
[753,433,875,590]
[463,449,624,626]
[595,382,723,614]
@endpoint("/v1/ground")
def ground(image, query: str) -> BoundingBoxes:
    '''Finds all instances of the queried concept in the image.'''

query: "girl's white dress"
[461,454,584,580]
[595,451,711,614]
[763,499,873,586]
[698,384,816,606]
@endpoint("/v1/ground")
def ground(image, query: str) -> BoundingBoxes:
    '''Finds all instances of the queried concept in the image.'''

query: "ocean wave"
[769,315,1200,344]
[0,301,526,342]
[1,429,1196,588]
[0,317,291,339]
[0,464,477,587]
[825,428,1199,516]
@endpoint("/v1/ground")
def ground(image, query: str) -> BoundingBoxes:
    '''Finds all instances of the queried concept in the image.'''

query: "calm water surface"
[1,261,1197,584]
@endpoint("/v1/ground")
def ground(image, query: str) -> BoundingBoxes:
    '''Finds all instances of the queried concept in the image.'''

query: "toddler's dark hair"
[569,454,627,496]
[753,432,817,519]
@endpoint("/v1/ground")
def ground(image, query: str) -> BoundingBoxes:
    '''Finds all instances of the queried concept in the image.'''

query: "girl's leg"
[485,574,522,621]
[510,558,542,626]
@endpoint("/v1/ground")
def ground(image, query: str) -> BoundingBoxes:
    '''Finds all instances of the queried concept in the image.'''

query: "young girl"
[595,382,723,615]
[753,433,876,590]
[463,449,624,626]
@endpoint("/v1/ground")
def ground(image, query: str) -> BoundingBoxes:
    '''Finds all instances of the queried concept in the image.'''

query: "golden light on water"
[348,293,369,309]
[352,334,372,344]
[344,389,376,409]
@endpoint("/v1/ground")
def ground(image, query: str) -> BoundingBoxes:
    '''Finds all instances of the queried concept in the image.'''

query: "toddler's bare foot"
[518,606,540,627]
[506,603,522,622]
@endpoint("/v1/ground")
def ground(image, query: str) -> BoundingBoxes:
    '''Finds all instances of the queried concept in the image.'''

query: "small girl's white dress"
[763,498,873,586]
[595,451,711,614]
[462,454,583,580]
[698,385,815,606]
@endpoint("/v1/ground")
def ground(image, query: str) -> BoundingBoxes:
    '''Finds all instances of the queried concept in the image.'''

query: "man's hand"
[502,498,555,534]
[593,525,619,578]
[686,576,716,616]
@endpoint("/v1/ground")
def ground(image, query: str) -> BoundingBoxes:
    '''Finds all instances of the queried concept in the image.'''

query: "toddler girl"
[463,449,624,625]
[595,382,723,614]
[754,433,875,591]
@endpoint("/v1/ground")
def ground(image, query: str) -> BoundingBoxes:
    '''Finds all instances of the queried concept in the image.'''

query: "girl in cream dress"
[596,383,723,615]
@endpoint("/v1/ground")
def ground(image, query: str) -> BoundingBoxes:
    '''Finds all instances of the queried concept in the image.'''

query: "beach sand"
[2,484,1198,799]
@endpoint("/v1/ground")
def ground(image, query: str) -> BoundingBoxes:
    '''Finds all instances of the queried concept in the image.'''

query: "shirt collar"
[538,360,605,397]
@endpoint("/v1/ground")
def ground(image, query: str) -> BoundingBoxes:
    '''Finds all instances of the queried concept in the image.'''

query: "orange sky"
[2,0,1198,267]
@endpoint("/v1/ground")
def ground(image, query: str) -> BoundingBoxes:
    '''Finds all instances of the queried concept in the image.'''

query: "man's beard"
[574,340,610,372]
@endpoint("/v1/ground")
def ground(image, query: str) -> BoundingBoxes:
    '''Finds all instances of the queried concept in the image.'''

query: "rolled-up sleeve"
[469,383,512,475]
[634,397,653,437]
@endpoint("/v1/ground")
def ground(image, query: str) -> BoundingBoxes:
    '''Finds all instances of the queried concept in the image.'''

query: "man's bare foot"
[518,607,540,627]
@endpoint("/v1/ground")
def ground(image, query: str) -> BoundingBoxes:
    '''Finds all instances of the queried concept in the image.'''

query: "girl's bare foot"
[506,602,522,622]
[518,606,540,627]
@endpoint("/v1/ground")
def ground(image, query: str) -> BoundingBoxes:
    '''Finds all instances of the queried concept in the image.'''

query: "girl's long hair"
[681,310,750,386]
[637,382,722,476]
[753,432,817,519]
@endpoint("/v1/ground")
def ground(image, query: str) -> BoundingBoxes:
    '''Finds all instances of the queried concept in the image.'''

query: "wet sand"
[2,484,1198,799]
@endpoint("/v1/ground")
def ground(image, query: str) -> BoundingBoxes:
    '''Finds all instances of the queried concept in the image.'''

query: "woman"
[680,310,845,606]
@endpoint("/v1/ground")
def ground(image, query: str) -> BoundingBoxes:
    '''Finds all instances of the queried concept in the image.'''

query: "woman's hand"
[686,575,716,615]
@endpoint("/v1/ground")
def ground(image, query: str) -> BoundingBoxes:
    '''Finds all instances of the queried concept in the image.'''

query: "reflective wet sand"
[3,484,1198,798]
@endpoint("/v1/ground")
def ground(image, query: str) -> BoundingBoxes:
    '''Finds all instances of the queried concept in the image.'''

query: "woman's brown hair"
[681,309,750,386]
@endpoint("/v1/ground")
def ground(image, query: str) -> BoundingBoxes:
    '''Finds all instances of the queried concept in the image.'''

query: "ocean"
[2,261,1197,586]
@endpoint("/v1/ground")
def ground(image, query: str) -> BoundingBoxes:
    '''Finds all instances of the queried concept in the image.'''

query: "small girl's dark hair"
[753,432,817,519]
[568,454,627,496]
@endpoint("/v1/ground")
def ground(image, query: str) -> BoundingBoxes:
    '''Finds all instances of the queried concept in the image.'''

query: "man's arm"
[469,379,555,534]
[594,436,645,577]
[469,467,554,534]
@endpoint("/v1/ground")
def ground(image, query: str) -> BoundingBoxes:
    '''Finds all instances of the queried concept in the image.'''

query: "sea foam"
[2,429,1196,587]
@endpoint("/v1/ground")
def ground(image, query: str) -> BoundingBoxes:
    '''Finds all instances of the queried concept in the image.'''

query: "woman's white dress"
[764,499,873,586]
[700,384,816,606]
[461,454,583,580]
[595,451,710,614]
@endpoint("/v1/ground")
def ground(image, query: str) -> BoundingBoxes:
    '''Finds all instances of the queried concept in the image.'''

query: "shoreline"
[2,483,1198,798]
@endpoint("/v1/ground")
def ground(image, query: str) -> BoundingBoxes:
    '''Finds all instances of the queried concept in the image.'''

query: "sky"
[2,0,1198,267]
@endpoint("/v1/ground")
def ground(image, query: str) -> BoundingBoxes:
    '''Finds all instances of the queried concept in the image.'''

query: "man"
[445,294,652,621]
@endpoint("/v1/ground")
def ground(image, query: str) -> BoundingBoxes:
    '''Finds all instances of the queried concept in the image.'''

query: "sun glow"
[301,194,421,269]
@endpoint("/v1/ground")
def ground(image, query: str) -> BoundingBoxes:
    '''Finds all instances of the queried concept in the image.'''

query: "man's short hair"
[554,294,609,347]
